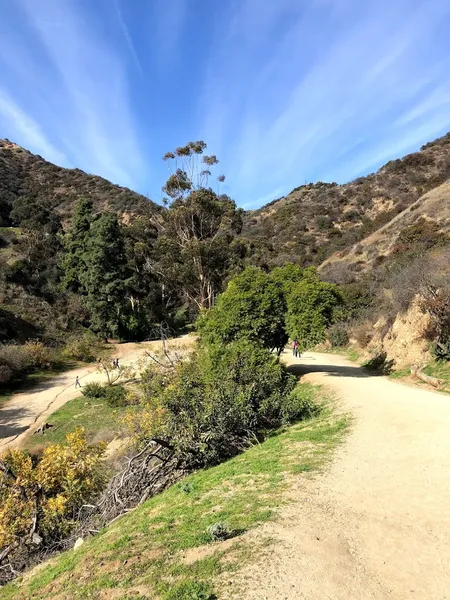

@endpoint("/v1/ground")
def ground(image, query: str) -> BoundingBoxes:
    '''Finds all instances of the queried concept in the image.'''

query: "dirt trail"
[229,351,450,600]
[0,339,188,451]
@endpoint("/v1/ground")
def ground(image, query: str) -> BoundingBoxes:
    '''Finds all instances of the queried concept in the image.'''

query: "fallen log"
[411,364,444,388]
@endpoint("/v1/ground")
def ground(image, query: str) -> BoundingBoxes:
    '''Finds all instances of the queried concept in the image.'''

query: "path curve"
[0,338,191,451]
[230,351,450,600]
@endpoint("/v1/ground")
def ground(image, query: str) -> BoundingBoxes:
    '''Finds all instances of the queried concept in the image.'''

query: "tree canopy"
[197,266,287,353]
[198,265,342,354]
[286,277,342,350]
[151,142,243,312]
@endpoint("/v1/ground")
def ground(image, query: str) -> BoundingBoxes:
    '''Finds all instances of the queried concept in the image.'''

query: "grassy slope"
[25,392,131,452]
[1,386,349,600]
[422,361,450,392]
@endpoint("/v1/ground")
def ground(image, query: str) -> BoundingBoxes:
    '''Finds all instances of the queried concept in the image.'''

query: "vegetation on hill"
[2,132,450,358]
[321,182,450,364]
[242,131,450,267]
[0,138,155,225]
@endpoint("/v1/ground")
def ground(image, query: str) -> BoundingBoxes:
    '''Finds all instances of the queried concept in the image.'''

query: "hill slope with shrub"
[0,138,157,226]
[319,181,450,368]
[321,181,450,281]
[242,132,450,266]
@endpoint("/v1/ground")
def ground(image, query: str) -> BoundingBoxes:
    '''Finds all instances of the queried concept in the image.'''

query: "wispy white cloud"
[0,0,449,207]
[1,0,145,188]
[152,0,188,70]
[0,90,67,164]
[200,0,450,207]
[112,0,144,76]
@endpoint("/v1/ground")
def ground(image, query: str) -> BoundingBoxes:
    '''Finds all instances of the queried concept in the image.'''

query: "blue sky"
[1,0,450,209]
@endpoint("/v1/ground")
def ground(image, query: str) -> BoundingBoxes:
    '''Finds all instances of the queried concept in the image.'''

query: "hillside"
[313,179,450,370]
[0,138,156,226]
[0,140,161,343]
[321,181,450,281]
[243,132,450,266]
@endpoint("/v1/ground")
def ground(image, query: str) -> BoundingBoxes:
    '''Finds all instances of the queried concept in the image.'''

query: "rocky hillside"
[0,139,156,227]
[321,181,450,282]
[320,181,450,368]
[243,132,450,266]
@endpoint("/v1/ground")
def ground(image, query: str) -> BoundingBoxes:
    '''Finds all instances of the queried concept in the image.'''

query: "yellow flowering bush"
[0,428,106,552]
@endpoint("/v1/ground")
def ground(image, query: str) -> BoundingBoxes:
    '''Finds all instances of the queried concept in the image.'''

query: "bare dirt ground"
[227,351,450,600]
[0,337,193,451]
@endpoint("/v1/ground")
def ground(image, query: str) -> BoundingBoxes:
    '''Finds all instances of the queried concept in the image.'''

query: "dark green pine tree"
[60,198,94,292]
[81,212,129,339]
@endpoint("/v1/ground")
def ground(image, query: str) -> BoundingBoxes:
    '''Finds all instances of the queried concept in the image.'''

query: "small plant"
[164,580,216,600]
[104,385,128,407]
[81,381,106,399]
[179,481,193,495]
[207,521,231,542]
[0,364,12,384]
[431,340,450,362]
[353,321,373,348]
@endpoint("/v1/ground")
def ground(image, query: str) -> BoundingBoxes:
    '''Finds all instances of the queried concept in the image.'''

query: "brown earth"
[225,351,450,600]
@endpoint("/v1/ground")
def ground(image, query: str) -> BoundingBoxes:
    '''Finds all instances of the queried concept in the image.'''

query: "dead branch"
[411,365,444,388]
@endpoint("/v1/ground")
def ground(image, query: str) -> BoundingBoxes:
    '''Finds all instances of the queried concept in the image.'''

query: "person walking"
[292,340,299,357]
[75,376,81,388]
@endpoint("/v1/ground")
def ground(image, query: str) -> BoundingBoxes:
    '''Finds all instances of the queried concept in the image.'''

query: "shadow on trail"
[287,359,375,380]
[0,406,33,440]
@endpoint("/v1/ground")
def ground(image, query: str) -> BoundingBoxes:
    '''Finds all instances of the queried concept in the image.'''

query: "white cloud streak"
[200,0,450,207]
[113,0,144,76]
[0,90,67,164]
[1,0,145,188]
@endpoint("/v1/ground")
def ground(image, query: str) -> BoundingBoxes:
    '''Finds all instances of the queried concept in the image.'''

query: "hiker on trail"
[292,340,299,357]
[75,376,81,388]
[116,358,120,369]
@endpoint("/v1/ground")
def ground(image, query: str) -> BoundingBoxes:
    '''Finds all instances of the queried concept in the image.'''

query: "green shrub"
[130,340,297,469]
[431,340,450,362]
[164,580,216,600]
[327,323,349,347]
[62,331,106,362]
[286,277,342,351]
[281,385,320,422]
[104,385,128,407]
[197,266,287,354]
[81,381,106,399]
[207,521,231,541]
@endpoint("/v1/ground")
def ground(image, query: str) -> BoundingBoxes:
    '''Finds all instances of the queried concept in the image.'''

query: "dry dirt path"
[229,351,450,600]
[0,338,190,452]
